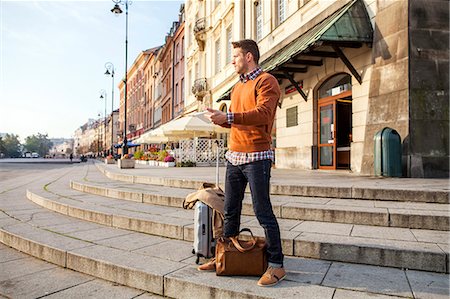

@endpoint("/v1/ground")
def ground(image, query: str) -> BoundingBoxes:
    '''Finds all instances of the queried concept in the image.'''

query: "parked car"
[31,152,40,158]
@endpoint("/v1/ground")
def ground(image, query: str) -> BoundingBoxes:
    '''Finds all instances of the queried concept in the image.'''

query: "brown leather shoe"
[197,258,216,271]
[257,267,286,287]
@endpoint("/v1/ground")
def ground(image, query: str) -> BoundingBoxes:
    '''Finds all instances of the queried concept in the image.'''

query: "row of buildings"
[73,110,119,157]
[74,0,448,177]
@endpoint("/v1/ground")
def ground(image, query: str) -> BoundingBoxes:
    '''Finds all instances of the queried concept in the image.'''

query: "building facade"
[118,49,153,144]
[190,0,448,177]
[173,8,186,118]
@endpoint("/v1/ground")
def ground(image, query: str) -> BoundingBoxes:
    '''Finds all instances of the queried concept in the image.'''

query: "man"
[200,39,285,287]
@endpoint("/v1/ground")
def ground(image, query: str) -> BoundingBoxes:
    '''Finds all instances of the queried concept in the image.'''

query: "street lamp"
[99,89,107,157]
[104,62,115,156]
[110,0,131,156]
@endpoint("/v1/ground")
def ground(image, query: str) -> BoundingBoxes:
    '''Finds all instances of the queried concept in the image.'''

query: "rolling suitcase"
[192,140,221,264]
[192,201,214,264]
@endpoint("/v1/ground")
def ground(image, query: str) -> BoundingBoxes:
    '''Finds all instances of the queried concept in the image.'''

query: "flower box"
[105,158,115,164]
[158,161,175,167]
[118,158,135,169]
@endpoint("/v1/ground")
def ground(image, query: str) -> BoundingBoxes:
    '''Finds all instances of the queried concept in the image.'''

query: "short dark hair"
[231,39,260,64]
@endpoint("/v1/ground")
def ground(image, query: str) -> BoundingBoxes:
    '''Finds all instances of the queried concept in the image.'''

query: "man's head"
[231,39,260,75]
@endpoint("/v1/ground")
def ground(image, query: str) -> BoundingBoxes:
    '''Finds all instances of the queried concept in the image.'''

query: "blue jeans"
[223,159,284,266]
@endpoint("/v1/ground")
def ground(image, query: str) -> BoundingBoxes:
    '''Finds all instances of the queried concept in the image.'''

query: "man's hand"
[206,108,227,125]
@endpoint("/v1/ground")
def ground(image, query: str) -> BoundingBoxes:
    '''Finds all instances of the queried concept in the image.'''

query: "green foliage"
[158,150,168,161]
[134,150,144,160]
[24,133,53,157]
[176,161,196,167]
[0,134,21,158]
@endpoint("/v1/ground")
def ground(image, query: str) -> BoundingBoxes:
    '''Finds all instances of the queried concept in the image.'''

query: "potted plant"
[163,155,176,167]
[105,154,115,164]
[157,150,169,166]
[118,153,135,169]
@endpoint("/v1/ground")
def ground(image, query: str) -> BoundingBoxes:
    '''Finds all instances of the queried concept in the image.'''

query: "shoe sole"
[257,274,286,287]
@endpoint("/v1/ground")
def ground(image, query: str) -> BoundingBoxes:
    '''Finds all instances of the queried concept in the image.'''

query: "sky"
[0,0,183,141]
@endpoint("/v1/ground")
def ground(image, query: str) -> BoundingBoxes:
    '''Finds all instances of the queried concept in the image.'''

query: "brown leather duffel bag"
[215,228,268,276]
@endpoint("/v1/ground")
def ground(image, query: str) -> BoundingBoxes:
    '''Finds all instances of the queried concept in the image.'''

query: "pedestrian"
[203,39,285,287]
[69,153,73,162]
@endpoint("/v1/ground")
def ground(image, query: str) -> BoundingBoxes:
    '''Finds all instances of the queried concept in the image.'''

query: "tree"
[24,133,53,157]
[0,137,5,158]
[2,134,21,158]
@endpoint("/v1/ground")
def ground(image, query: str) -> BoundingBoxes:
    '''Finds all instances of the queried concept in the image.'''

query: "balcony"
[193,18,207,51]
[191,78,208,101]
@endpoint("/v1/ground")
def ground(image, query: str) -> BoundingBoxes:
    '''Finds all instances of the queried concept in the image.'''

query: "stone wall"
[408,0,449,177]
[361,0,410,175]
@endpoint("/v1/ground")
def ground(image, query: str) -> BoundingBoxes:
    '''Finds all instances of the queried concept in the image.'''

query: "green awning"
[260,0,373,73]
[216,87,233,102]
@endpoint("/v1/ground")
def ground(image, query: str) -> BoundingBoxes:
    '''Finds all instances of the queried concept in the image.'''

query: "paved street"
[0,163,161,298]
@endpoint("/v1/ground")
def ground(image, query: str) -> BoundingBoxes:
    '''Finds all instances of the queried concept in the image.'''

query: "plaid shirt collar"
[239,67,262,83]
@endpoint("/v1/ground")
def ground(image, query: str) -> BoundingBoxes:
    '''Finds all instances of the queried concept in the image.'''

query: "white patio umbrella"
[136,126,171,144]
[162,111,229,139]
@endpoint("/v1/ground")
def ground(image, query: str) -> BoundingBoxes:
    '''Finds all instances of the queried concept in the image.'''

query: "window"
[215,38,221,74]
[299,0,311,7]
[188,70,192,94]
[277,0,287,25]
[187,25,190,46]
[255,1,262,41]
[286,106,298,127]
[226,26,232,64]
[195,62,200,79]
[181,37,185,58]
[175,83,178,105]
[181,78,184,103]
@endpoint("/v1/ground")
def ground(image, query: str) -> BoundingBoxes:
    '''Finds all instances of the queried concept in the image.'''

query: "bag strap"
[229,228,256,253]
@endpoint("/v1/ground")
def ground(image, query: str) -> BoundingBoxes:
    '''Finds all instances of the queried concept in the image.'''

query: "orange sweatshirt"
[228,72,280,152]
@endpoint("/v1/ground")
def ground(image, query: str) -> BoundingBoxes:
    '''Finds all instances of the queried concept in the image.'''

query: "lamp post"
[110,0,130,156]
[104,62,115,156]
[99,89,107,157]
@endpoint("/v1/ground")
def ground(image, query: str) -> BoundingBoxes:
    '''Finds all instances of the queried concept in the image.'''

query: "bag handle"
[229,228,257,253]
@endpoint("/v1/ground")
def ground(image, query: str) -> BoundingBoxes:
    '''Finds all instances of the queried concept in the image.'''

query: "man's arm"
[206,108,229,127]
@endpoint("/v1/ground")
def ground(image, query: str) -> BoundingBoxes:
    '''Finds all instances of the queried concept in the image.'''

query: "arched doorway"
[317,73,352,170]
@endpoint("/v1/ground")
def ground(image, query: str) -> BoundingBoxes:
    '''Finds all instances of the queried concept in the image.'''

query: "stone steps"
[1,165,449,298]
[0,192,444,299]
[70,180,450,231]
[96,164,450,204]
[28,176,448,273]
